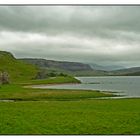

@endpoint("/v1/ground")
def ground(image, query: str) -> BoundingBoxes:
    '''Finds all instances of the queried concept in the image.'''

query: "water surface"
[33,76,140,98]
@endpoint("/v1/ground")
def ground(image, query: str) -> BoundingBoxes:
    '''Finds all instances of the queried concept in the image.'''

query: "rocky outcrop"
[0,71,10,84]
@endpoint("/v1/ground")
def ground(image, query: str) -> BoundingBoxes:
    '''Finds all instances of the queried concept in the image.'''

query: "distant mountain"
[108,67,140,76]
[123,71,140,76]
[89,63,126,71]
[0,51,38,82]
[19,58,93,71]
[20,58,107,76]
[2,51,139,78]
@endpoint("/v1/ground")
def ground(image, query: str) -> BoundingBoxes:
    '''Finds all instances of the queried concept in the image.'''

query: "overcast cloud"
[0,6,140,67]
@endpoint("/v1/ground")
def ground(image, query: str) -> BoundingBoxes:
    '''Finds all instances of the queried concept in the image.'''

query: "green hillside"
[0,51,38,82]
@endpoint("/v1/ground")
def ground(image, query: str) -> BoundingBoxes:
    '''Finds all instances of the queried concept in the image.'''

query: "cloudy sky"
[0,6,140,67]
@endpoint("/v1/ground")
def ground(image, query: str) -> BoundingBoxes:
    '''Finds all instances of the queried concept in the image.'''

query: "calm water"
[33,76,140,97]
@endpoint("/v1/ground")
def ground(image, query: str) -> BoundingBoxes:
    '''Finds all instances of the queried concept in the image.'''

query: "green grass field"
[0,76,140,135]
[0,99,140,134]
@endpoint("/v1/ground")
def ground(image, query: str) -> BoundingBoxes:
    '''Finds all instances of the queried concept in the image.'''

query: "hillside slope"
[0,51,38,82]
[109,67,140,76]
[20,58,107,76]
[19,58,93,71]
[123,71,140,76]
[89,63,125,71]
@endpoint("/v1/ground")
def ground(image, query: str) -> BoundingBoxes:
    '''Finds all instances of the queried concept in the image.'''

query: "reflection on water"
[33,76,140,98]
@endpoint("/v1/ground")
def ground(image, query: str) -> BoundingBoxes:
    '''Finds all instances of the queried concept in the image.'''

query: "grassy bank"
[0,76,116,101]
[20,76,81,85]
[0,99,140,134]
[0,84,115,101]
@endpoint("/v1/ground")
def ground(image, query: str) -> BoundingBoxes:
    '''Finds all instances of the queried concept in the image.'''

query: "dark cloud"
[0,6,140,67]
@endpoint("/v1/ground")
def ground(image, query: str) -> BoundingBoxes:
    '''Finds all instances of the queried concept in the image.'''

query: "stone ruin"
[0,71,10,84]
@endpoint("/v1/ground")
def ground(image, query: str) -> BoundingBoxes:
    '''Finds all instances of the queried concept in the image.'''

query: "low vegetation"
[0,83,115,101]
[0,99,140,134]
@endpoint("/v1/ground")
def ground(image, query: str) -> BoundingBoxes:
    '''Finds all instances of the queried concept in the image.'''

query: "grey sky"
[0,6,140,67]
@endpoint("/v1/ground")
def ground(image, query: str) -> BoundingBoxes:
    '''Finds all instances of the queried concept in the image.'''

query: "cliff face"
[19,58,93,72]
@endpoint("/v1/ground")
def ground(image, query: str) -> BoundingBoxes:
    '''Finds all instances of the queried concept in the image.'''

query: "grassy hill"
[0,51,38,82]
[0,51,81,84]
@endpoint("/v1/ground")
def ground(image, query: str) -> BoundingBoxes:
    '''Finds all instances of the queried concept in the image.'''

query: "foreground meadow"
[0,76,140,135]
[0,99,140,135]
